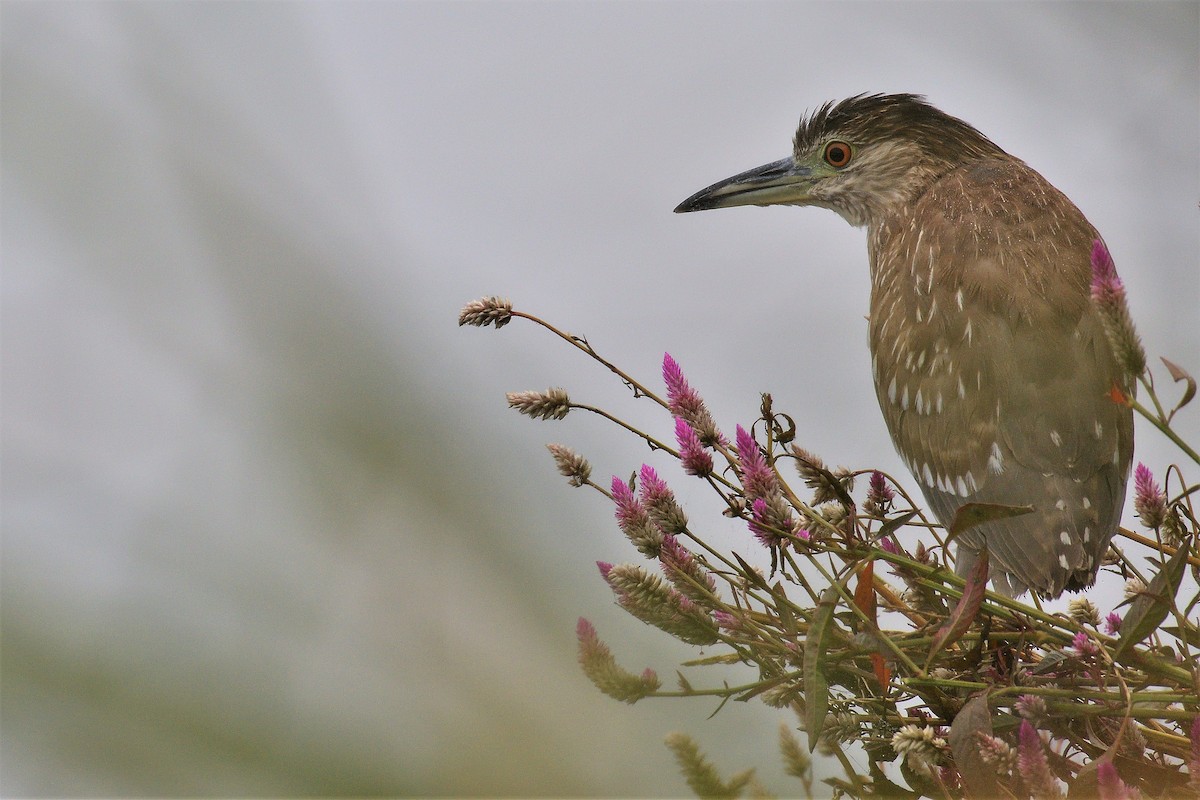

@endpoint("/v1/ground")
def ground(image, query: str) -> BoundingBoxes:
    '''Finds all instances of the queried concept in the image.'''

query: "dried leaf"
[948,694,998,799]
[946,502,1034,544]
[1161,356,1197,413]
[804,587,839,752]
[853,562,876,623]
[928,544,988,665]
[852,562,891,689]
[1115,542,1190,658]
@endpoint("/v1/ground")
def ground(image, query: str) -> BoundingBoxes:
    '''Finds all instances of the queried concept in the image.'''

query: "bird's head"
[675,93,1007,228]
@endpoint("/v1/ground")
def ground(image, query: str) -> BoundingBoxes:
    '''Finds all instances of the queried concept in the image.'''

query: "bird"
[675,93,1134,598]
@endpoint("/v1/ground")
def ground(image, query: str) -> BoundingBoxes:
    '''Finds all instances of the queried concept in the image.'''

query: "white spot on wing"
[1082,497,1091,510]
[1055,499,1067,511]
[888,376,897,404]
[1050,430,1063,448]
[988,442,1004,474]
[1059,554,1070,569]
[1060,530,1072,545]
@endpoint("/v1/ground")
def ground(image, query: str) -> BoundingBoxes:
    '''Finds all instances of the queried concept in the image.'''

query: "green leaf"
[946,502,1034,544]
[875,510,918,541]
[804,587,840,752]
[1115,542,1190,659]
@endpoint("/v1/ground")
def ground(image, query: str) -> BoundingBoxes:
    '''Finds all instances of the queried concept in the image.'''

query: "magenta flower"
[735,425,777,501]
[639,464,689,535]
[1096,762,1137,800]
[749,495,801,548]
[659,533,717,599]
[1017,721,1060,798]
[611,475,663,557]
[662,353,727,446]
[878,536,902,556]
[866,470,895,514]
[1089,239,1146,378]
[674,417,714,477]
[1104,612,1123,636]
[1072,630,1100,657]
[1133,462,1167,529]
[1190,716,1200,790]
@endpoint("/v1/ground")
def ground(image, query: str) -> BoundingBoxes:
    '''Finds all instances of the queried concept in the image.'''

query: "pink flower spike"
[749,496,798,548]
[662,353,727,446]
[878,537,901,556]
[1072,630,1099,657]
[1097,762,1136,800]
[1017,721,1059,799]
[1104,612,1123,636]
[596,561,614,581]
[1134,462,1167,529]
[663,353,703,421]
[611,476,640,523]
[866,470,895,514]
[675,417,714,477]
[1190,716,1200,785]
[639,464,669,500]
[735,425,776,501]
[1091,239,1120,294]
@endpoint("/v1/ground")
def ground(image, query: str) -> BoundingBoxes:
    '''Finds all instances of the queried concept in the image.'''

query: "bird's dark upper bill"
[674,157,812,213]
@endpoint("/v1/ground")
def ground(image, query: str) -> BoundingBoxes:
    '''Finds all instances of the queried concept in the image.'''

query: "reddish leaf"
[852,561,890,690]
[1161,356,1197,412]
[853,561,876,621]
[929,545,988,665]
[948,694,998,799]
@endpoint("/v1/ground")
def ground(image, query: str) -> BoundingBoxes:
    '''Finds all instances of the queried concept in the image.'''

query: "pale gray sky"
[3,2,1198,795]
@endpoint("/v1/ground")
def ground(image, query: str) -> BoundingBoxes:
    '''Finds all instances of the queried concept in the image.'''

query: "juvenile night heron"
[676,93,1134,598]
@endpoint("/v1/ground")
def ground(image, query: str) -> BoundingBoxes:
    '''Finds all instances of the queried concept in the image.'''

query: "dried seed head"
[507,388,571,420]
[1068,597,1100,627]
[576,617,660,703]
[458,296,513,328]
[546,443,591,487]
[891,724,946,768]
[1123,577,1147,601]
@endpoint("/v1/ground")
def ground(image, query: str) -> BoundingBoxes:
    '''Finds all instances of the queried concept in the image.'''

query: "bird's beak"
[674,157,815,213]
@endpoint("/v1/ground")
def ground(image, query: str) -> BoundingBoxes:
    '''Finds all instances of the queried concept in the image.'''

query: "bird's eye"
[823,141,852,168]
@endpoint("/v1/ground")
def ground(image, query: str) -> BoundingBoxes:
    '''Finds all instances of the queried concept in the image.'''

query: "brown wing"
[867,158,1134,597]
